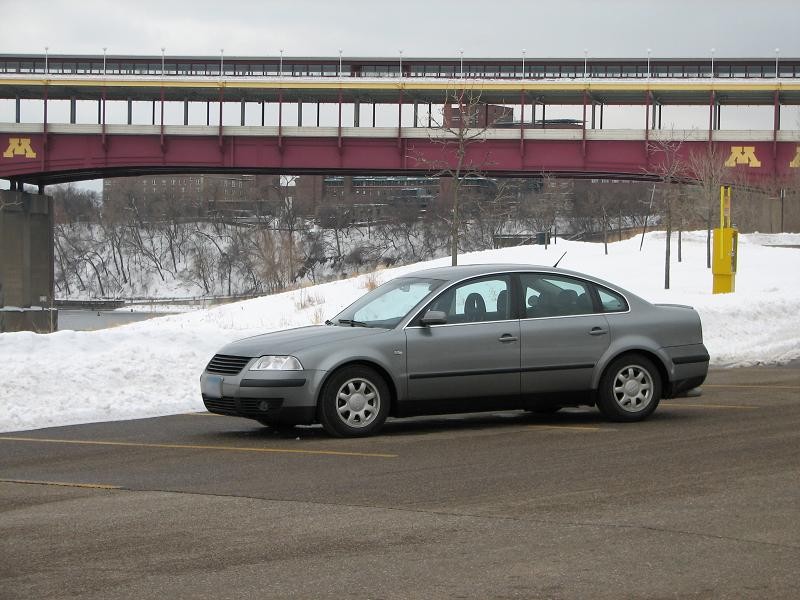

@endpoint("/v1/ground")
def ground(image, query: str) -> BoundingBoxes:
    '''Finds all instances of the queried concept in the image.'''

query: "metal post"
[70,97,76,124]
[261,101,265,126]
[298,101,303,127]
[459,49,464,78]
[338,49,343,78]
[240,98,245,126]
[399,50,403,79]
[710,48,715,78]
[127,99,132,125]
[775,48,780,78]
[103,47,107,75]
[522,49,526,79]
[15,97,20,123]
[45,46,49,74]
[279,49,283,76]
[600,103,604,129]
[161,47,165,76]
[184,99,188,125]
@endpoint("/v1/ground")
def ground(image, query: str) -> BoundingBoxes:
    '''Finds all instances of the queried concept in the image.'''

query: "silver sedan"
[200,264,709,437]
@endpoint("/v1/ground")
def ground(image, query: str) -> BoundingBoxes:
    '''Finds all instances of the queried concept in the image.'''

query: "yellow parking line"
[0,437,397,459]
[0,478,121,490]
[662,402,758,410]
[527,425,610,432]
[704,384,800,390]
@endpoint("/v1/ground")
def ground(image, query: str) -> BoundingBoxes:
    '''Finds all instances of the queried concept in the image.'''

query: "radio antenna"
[553,251,567,268]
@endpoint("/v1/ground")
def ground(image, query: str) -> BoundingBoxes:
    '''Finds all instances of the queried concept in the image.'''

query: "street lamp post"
[220,48,224,78]
[522,49,526,79]
[647,48,651,79]
[279,48,283,76]
[583,49,588,79]
[102,47,107,75]
[399,49,403,79]
[710,48,715,78]
[775,47,780,78]
[459,49,464,78]
[338,48,343,78]
[161,47,165,76]
[45,46,49,75]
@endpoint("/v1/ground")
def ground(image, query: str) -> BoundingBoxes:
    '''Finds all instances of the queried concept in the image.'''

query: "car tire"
[318,365,390,437]
[597,354,662,422]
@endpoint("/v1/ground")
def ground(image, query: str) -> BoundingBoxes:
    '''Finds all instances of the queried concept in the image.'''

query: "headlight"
[249,355,304,371]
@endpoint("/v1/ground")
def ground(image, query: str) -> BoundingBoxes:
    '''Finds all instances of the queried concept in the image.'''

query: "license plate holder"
[203,375,223,399]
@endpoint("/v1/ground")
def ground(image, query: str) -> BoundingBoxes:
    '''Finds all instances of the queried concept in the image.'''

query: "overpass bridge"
[1,54,800,331]
[2,53,800,185]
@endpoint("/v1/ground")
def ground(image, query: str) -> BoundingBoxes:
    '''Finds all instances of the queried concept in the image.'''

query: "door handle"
[589,327,608,336]
[499,334,518,342]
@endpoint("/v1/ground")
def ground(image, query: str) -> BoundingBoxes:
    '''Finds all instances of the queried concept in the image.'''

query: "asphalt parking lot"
[1,365,799,599]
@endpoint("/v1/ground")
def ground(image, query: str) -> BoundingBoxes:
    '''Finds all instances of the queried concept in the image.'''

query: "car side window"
[520,274,595,318]
[597,286,628,313]
[428,276,510,324]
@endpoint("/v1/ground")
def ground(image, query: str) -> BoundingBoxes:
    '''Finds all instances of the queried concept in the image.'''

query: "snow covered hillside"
[2,231,798,433]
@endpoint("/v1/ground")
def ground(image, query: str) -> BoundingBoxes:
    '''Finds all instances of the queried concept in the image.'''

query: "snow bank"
[1,231,798,433]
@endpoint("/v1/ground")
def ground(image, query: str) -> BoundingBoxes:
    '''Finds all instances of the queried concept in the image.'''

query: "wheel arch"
[594,348,669,396]
[316,360,398,417]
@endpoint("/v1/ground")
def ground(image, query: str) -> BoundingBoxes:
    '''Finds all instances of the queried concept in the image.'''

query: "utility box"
[712,186,737,294]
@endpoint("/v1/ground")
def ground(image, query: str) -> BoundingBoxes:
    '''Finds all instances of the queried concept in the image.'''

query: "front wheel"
[596,354,661,422]
[318,366,390,437]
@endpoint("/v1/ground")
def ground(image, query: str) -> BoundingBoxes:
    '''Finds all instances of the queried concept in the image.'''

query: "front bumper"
[200,367,326,425]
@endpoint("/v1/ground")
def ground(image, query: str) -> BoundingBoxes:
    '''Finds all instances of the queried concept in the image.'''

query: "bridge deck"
[2,75,800,105]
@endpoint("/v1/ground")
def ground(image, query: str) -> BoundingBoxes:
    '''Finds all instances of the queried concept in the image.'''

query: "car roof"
[406,263,574,282]
[403,263,644,304]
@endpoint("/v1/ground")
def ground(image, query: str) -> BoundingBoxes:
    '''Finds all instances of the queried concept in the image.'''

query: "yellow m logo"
[790,146,800,168]
[724,146,761,168]
[2,137,37,159]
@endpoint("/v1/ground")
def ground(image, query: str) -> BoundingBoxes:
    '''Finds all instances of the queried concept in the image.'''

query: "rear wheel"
[597,354,661,422]
[318,366,390,437]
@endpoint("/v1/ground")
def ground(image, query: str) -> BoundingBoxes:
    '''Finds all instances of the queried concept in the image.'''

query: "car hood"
[218,325,388,357]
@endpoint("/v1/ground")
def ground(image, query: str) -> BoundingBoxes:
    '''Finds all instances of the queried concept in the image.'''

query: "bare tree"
[410,88,498,265]
[647,138,689,289]
[687,143,727,268]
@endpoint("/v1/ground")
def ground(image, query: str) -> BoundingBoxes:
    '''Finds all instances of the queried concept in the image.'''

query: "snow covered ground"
[1,231,798,433]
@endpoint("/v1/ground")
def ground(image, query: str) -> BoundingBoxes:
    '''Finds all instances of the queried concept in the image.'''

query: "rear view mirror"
[420,310,447,326]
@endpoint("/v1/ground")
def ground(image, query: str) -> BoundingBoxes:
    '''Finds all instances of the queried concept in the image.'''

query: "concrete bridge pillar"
[0,190,57,333]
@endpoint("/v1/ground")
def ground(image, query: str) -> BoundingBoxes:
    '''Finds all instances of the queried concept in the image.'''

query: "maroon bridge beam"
[1,132,797,185]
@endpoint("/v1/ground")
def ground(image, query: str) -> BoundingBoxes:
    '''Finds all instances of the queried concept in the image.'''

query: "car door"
[517,273,610,397]
[404,275,520,414]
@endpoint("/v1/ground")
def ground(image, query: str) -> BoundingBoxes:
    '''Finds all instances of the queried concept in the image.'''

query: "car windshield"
[332,277,445,329]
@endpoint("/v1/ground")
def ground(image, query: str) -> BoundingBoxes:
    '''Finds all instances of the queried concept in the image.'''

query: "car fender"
[592,335,674,390]
[308,345,406,405]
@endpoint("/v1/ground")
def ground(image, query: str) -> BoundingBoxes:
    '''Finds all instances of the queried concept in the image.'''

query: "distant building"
[102,174,282,215]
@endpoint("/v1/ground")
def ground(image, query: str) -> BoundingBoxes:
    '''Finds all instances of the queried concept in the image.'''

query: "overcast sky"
[1,0,797,59]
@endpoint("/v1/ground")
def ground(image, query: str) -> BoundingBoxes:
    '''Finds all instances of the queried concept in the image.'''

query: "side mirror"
[420,310,447,326]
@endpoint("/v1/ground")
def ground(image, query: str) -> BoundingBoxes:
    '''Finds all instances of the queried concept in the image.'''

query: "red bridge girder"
[1,133,798,185]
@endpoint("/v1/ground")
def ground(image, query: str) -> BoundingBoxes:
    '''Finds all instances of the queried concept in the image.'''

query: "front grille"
[206,354,251,375]
[202,396,284,417]
[203,396,237,414]
[239,398,284,416]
